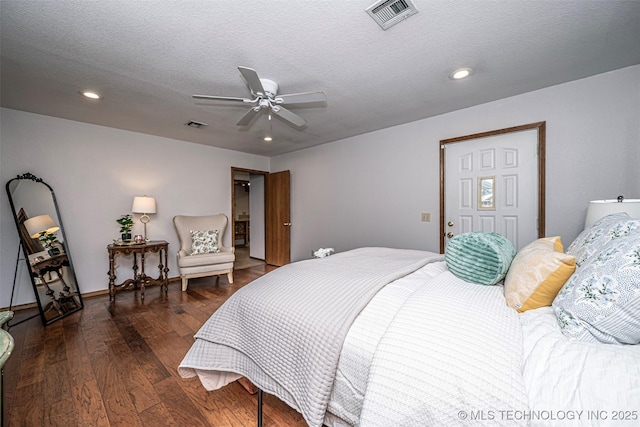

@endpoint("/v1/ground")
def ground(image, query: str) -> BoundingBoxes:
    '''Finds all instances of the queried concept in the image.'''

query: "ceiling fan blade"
[193,94,247,103]
[238,66,266,96]
[236,108,262,127]
[276,91,327,105]
[272,106,307,128]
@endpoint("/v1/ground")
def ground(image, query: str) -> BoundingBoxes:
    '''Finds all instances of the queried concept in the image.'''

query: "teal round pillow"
[445,232,516,285]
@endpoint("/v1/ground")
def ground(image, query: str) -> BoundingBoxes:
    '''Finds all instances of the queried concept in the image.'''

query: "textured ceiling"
[1,1,639,157]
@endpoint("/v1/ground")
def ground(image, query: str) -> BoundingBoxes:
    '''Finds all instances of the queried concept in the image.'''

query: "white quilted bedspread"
[178,247,442,427]
[327,261,449,425]
[358,270,529,427]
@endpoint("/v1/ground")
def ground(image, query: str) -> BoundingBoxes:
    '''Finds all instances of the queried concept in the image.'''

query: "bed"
[178,213,640,426]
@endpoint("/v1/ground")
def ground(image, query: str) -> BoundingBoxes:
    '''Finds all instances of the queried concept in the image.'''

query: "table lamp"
[584,196,640,229]
[24,214,61,254]
[132,196,156,241]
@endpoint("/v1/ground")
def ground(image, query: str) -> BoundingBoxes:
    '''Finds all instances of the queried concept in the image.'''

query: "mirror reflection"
[5,173,83,324]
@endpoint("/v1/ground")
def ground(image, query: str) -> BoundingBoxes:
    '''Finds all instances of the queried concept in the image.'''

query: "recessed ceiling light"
[81,91,102,99]
[449,68,473,80]
[263,136,273,142]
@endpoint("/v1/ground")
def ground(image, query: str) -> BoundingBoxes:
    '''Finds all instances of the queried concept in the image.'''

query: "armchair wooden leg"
[227,271,234,284]
[181,276,188,291]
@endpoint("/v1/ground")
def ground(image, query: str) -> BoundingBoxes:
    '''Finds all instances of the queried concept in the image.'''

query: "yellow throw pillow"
[504,237,576,312]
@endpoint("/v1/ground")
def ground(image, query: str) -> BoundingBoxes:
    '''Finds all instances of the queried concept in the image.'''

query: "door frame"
[439,121,546,253]
[231,167,268,253]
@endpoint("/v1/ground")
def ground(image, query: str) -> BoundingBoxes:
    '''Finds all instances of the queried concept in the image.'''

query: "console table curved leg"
[164,248,169,295]
[108,252,116,301]
[140,252,146,300]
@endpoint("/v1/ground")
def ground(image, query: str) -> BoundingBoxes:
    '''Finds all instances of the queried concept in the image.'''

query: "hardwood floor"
[4,265,307,426]
[234,246,266,270]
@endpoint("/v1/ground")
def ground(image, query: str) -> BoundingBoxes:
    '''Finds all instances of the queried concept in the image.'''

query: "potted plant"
[116,214,134,242]
[38,231,61,256]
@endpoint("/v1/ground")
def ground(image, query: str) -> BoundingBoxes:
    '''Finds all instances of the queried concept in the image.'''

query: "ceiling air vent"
[366,0,418,30]
[185,120,207,129]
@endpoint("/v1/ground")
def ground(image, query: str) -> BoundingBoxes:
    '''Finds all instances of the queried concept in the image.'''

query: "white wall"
[3,65,639,306]
[1,109,269,307]
[271,65,640,262]
[249,174,265,260]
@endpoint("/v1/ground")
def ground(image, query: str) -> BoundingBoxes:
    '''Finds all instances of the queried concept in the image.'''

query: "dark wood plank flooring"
[4,265,307,426]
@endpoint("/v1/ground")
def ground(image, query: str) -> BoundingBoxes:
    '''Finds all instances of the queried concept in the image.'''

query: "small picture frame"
[478,176,496,210]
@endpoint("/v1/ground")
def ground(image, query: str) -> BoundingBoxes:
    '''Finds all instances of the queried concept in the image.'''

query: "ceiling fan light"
[81,91,102,99]
[450,68,473,80]
[195,66,325,132]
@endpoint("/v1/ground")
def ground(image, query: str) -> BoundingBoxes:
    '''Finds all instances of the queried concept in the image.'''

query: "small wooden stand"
[107,240,169,301]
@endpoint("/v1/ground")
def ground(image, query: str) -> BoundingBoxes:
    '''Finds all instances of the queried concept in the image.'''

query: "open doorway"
[232,168,267,269]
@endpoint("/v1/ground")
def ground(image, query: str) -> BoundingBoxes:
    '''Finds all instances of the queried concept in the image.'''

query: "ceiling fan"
[193,66,327,130]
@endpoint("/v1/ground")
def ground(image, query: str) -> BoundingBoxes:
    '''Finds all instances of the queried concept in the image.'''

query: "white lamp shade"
[585,199,640,229]
[24,214,60,238]
[132,196,156,214]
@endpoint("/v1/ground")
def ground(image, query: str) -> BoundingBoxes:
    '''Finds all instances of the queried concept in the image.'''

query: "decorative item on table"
[31,255,46,264]
[116,214,134,242]
[24,214,61,256]
[132,195,156,241]
[313,247,335,258]
[133,234,145,244]
[584,195,640,229]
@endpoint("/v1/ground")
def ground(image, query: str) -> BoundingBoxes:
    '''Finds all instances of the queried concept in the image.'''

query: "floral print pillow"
[553,231,640,344]
[190,229,220,255]
[566,212,640,267]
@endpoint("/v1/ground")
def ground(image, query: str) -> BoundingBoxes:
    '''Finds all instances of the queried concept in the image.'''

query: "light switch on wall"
[421,212,431,222]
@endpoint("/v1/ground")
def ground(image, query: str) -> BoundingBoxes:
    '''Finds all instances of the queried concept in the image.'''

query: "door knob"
[283,222,292,227]
[448,221,454,227]
[446,232,454,238]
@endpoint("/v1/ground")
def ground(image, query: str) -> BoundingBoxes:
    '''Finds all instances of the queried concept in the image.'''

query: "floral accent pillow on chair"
[190,229,220,255]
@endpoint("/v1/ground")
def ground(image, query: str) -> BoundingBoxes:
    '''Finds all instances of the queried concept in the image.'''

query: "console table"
[31,253,79,317]
[107,240,169,301]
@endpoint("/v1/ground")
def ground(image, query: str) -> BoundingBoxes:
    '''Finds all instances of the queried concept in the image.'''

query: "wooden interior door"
[265,170,291,266]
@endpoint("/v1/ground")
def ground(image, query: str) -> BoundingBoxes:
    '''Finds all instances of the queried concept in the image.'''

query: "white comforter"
[520,307,640,427]
[327,261,450,424]
[179,247,442,427]
[356,266,529,426]
[329,265,640,427]
[180,248,639,426]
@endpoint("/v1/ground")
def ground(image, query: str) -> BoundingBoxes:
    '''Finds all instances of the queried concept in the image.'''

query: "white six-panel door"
[441,125,544,251]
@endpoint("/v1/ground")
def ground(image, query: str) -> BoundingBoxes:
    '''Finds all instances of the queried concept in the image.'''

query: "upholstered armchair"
[173,214,235,291]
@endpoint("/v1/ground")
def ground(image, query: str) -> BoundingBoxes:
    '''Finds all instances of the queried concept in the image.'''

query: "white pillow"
[553,231,640,344]
[190,229,220,255]
[504,237,575,312]
[566,212,640,267]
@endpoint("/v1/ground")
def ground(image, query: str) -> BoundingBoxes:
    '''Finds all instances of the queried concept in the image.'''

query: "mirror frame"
[5,172,83,325]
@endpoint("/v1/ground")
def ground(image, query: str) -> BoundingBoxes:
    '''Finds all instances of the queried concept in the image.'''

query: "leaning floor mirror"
[5,173,83,325]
